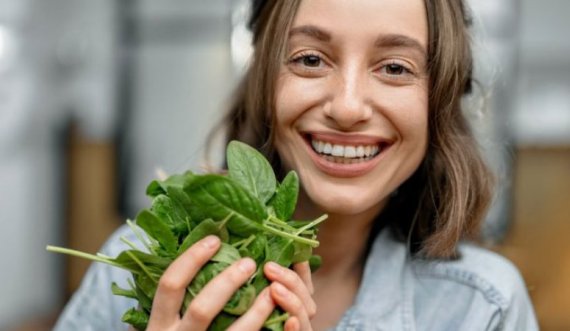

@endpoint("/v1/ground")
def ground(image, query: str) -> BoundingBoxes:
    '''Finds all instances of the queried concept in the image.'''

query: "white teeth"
[331,145,344,157]
[356,146,365,157]
[323,142,332,154]
[344,146,356,158]
[310,138,381,159]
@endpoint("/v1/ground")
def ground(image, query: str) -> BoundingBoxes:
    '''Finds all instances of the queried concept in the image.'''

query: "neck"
[295,192,385,280]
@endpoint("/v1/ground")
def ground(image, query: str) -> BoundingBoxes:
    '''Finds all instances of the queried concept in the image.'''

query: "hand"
[264,261,317,331]
[146,235,277,331]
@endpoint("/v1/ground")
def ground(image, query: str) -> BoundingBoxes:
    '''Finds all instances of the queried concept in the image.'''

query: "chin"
[308,188,387,217]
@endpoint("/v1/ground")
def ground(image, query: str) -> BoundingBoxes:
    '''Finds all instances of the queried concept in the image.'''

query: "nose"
[325,66,372,129]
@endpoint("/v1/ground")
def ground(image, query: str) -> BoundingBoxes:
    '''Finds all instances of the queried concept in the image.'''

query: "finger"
[227,288,275,331]
[284,316,301,331]
[264,262,316,317]
[293,262,314,294]
[270,282,312,331]
[180,258,257,330]
[149,235,220,327]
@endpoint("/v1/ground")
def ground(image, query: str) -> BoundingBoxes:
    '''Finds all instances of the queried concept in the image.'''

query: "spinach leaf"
[211,243,241,265]
[135,209,178,256]
[265,237,295,268]
[151,195,189,238]
[111,282,137,300]
[227,140,276,204]
[239,234,266,266]
[121,307,149,331]
[268,171,299,221]
[209,313,236,331]
[223,284,256,315]
[146,171,194,197]
[178,218,222,255]
[47,140,328,331]
[185,175,267,237]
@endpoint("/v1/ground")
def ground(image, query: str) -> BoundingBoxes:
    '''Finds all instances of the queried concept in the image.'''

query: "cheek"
[384,86,429,148]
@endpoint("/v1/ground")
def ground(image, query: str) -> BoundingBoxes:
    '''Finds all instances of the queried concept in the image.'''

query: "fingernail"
[202,235,219,248]
[266,262,282,274]
[238,258,256,273]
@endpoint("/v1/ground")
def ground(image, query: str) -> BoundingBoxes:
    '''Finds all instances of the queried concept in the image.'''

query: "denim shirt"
[54,225,539,331]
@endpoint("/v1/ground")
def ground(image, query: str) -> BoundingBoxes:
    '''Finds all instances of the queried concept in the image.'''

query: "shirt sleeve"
[53,226,137,331]
[490,276,539,331]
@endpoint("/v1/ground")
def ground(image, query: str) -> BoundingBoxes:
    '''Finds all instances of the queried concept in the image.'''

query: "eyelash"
[378,61,415,78]
[288,52,416,79]
[289,51,326,69]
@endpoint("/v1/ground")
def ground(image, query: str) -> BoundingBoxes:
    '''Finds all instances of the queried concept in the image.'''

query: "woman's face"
[274,0,429,218]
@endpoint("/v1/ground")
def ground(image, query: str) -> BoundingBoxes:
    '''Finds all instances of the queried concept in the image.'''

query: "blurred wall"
[0,0,117,328]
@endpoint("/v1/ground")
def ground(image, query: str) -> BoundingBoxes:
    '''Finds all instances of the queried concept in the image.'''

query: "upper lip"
[304,131,393,146]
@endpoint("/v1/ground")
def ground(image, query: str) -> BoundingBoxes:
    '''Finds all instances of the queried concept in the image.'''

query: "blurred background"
[0,0,568,330]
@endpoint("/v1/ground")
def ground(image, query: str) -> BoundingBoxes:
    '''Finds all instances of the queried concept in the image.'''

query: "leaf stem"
[294,214,328,236]
[46,246,124,269]
[126,219,152,253]
[125,250,158,283]
[121,236,140,251]
[261,224,319,247]
[263,312,289,327]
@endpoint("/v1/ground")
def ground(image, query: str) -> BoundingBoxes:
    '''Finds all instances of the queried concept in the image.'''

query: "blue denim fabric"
[54,225,539,331]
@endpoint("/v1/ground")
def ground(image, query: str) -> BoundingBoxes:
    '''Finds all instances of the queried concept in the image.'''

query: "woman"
[55,0,538,330]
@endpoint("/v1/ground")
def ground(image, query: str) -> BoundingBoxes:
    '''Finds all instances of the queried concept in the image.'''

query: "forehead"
[290,0,428,50]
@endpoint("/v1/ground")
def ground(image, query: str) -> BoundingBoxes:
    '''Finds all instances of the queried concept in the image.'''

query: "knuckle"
[289,296,304,314]
[227,264,249,283]
[307,302,317,318]
[157,274,183,292]
[187,301,211,324]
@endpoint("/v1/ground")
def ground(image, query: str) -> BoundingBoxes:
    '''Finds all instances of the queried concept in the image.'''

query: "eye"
[376,61,416,83]
[385,63,406,75]
[381,62,412,76]
[302,55,322,67]
[289,52,326,69]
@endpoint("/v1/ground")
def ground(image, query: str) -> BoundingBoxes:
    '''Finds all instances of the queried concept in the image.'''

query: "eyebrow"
[289,25,331,42]
[374,34,427,59]
[289,25,427,59]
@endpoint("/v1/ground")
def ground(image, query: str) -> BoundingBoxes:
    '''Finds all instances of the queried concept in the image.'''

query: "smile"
[310,138,381,164]
[303,133,390,177]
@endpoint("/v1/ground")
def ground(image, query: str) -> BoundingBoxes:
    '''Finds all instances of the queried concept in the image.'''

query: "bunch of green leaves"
[47,141,327,331]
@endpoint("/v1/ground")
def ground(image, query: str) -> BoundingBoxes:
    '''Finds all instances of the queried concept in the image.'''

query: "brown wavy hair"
[211,0,493,259]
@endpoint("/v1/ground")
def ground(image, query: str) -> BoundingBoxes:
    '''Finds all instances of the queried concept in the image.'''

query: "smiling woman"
[53,0,539,330]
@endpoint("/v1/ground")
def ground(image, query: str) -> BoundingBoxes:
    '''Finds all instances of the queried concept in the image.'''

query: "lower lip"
[304,139,388,178]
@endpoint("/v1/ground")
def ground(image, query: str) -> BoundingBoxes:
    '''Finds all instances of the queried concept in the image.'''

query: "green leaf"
[146,171,194,197]
[227,140,276,204]
[291,242,312,263]
[263,308,287,331]
[178,219,223,255]
[111,282,137,300]
[151,195,189,238]
[223,284,256,315]
[209,312,236,331]
[239,234,266,266]
[112,250,170,277]
[265,236,295,268]
[188,262,227,300]
[136,209,178,255]
[309,255,322,272]
[121,307,149,331]
[268,171,299,221]
[133,275,155,311]
[185,175,267,237]
[211,243,242,264]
